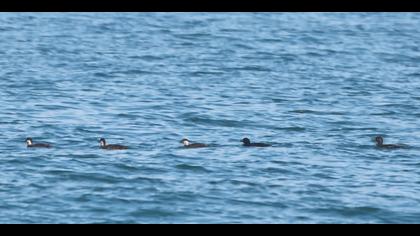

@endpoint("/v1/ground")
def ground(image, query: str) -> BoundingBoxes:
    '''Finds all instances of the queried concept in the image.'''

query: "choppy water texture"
[0,13,420,223]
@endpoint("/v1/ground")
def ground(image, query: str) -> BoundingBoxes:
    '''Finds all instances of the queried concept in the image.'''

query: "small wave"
[289,109,316,114]
[289,110,345,115]
[228,65,271,72]
[273,126,306,132]
[111,69,157,75]
[175,164,211,173]
[313,206,383,218]
[190,71,225,76]
[271,98,289,103]
[173,33,212,40]
[93,72,114,78]
[263,167,300,175]
[132,55,164,61]
[186,117,243,128]
[129,208,177,218]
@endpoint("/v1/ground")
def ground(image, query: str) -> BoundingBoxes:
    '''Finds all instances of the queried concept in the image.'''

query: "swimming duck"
[374,136,405,149]
[180,138,208,148]
[99,138,128,150]
[26,138,52,148]
[241,138,271,147]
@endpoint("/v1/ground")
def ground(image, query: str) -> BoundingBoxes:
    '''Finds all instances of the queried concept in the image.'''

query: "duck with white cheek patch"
[25,138,52,148]
[180,138,208,148]
[99,138,128,150]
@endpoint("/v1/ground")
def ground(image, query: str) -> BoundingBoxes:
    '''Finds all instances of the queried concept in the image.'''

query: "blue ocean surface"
[0,13,420,223]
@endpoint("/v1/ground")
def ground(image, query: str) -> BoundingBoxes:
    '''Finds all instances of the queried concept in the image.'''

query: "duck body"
[241,138,271,147]
[180,139,208,148]
[99,138,128,150]
[26,138,52,148]
[375,136,406,149]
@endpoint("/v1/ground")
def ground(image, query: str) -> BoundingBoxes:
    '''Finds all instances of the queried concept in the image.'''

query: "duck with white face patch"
[99,138,128,150]
[180,138,208,148]
[25,138,52,148]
